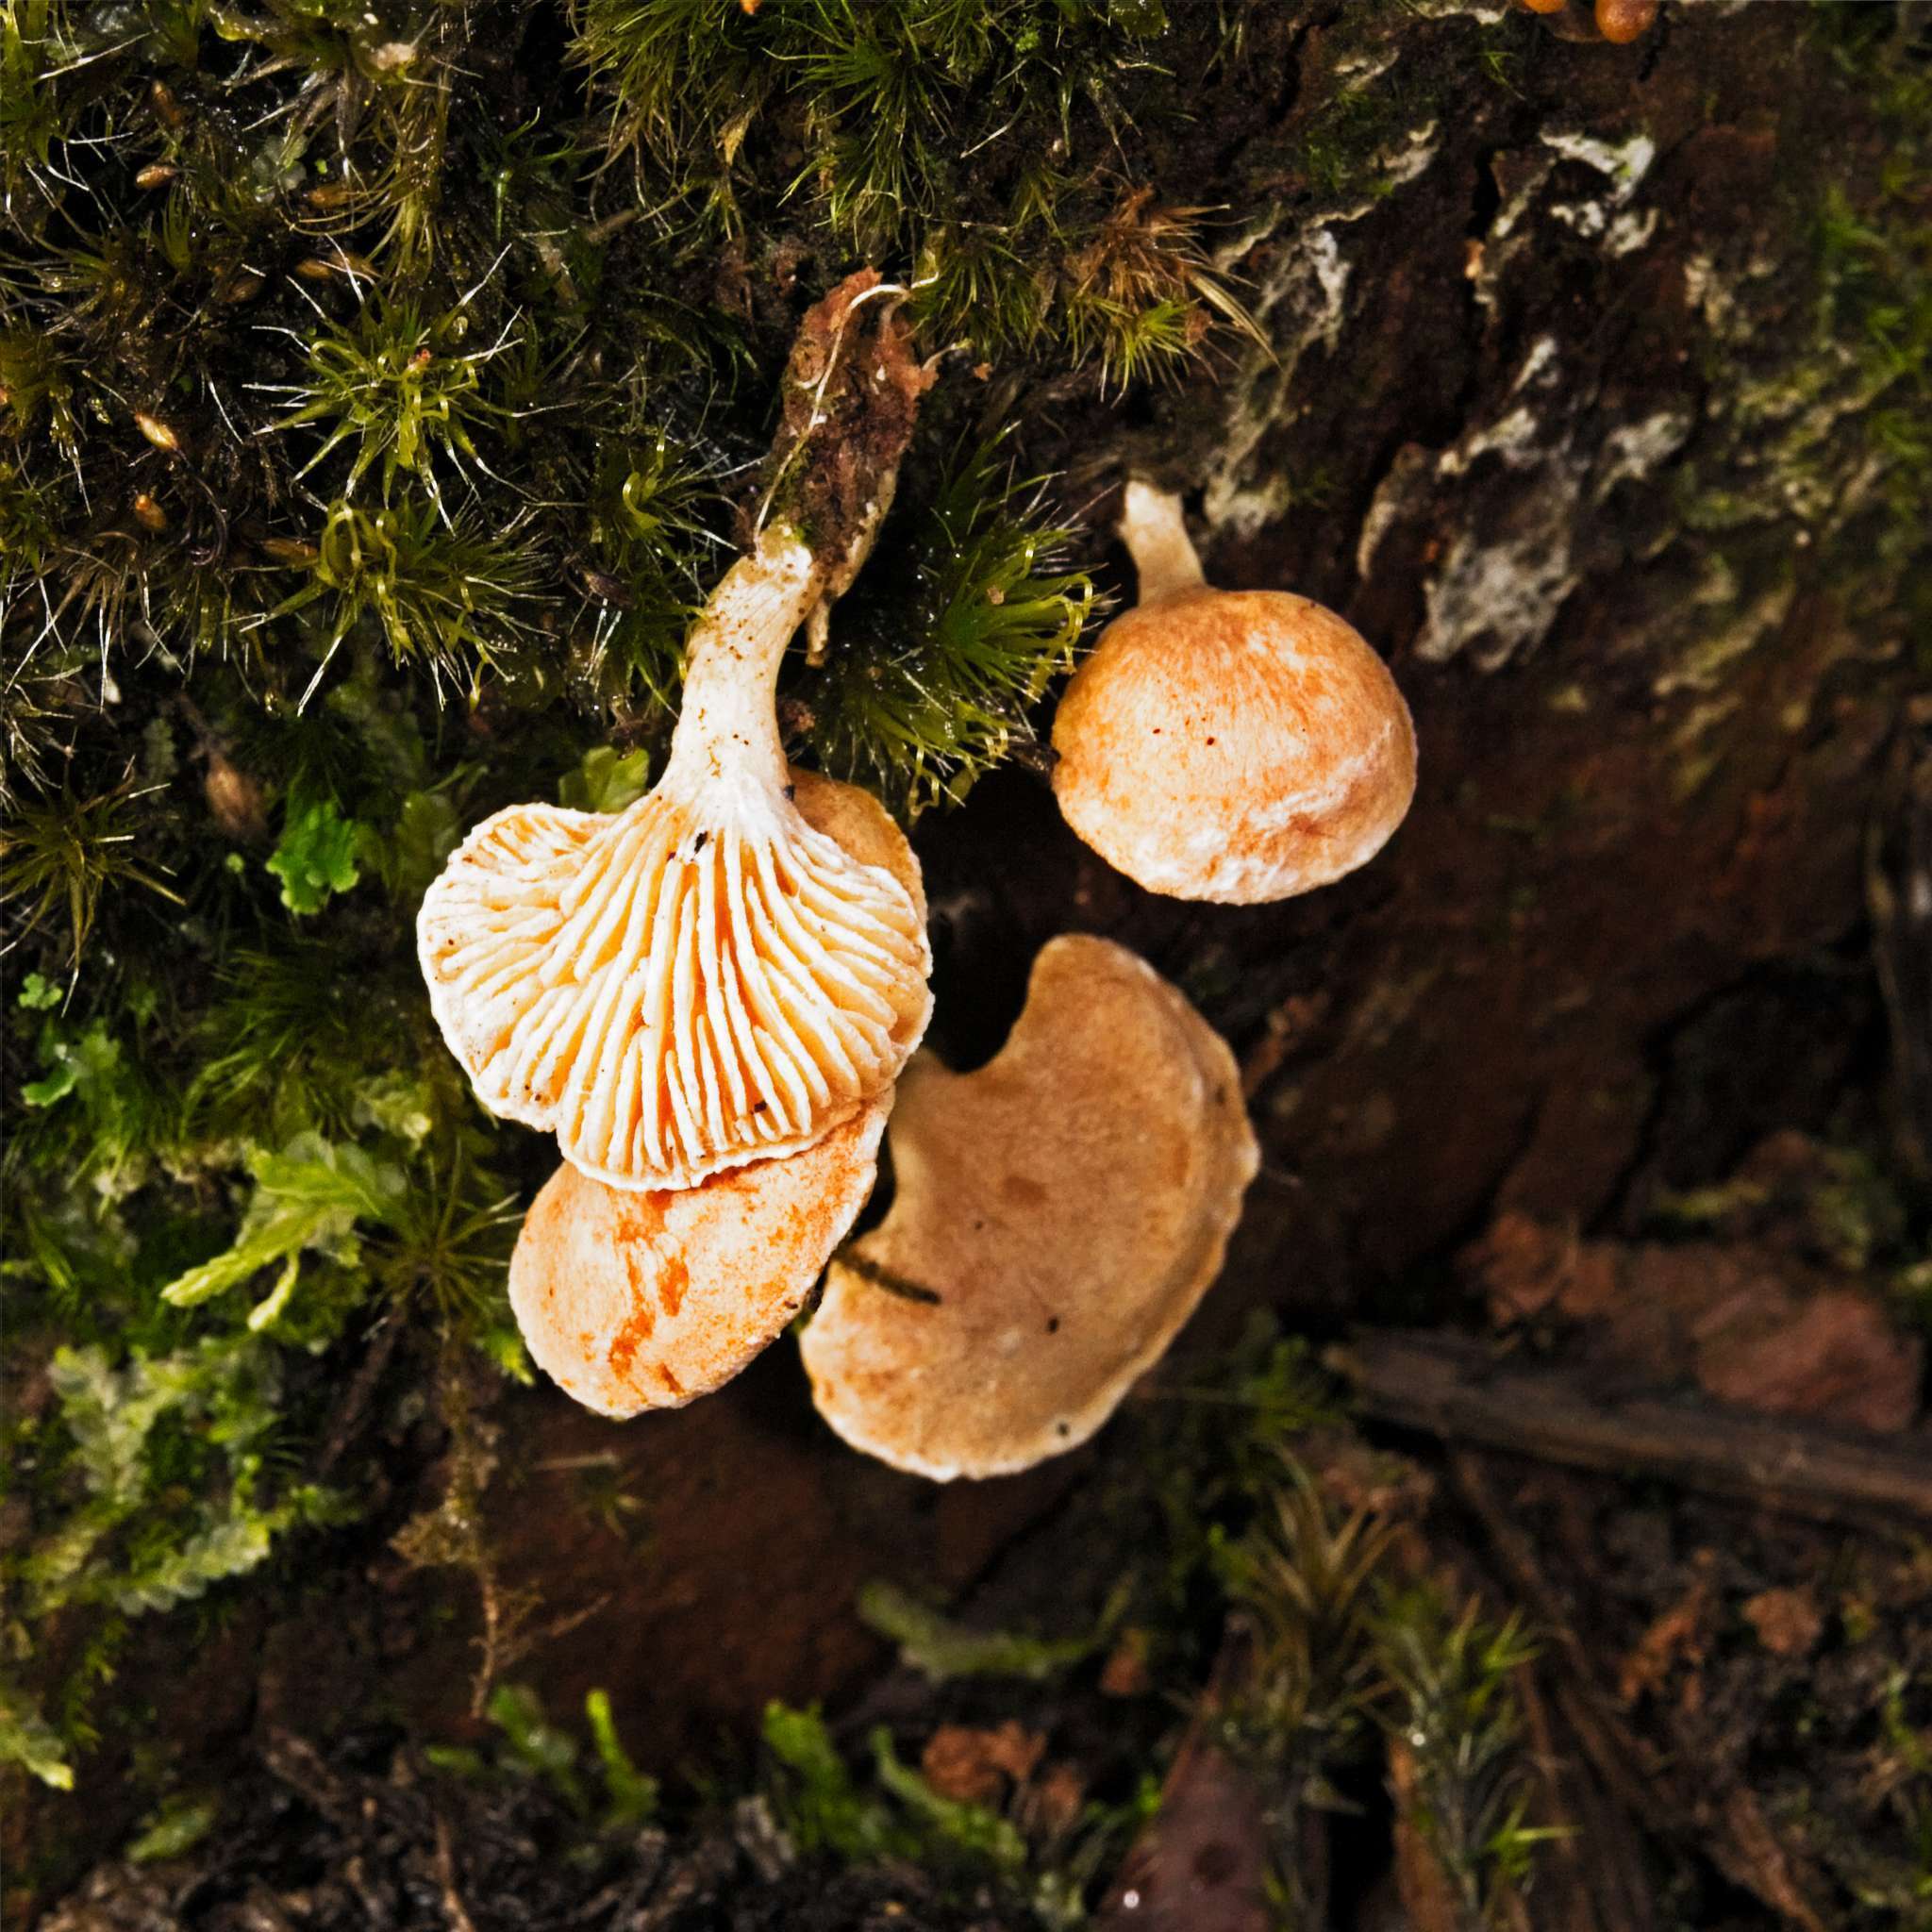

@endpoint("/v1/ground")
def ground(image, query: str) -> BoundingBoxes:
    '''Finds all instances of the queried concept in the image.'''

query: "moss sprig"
[801,433,1092,820]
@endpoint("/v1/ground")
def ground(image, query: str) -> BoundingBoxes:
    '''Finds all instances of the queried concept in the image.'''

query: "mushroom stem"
[1118,480,1207,605]
[660,523,822,798]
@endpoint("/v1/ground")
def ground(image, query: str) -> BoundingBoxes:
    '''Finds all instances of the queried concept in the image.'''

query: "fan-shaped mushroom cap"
[800,934,1259,1480]
[1051,482,1416,905]
[510,1098,890,1418]
[417,529,933,1192]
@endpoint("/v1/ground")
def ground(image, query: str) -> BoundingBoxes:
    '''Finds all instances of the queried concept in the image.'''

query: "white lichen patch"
[1670,694,1744,799]
[1305,227,1353,351]
[1439,405,1542,475]
[1538,128,1659,260]
[1683,254,1734,329]
[1593,411,1694,503]
[1540,128,1657,201]
[1513,336,1562,393]
[1333,43,1401,85]
[1355,446,1431,582]
[1377,122,1441,192]
[1473,158,1556,317]
[1415,518,1583,668]
[1437,338,1561,478]
[1607,208,1659,257]
[1550,199,1610,240]
[1489,159,1557,247]
[1400,0,1510,17]
[1202,226,1355,535]
[1199,119,1442,537]
[1375,341,1700,671]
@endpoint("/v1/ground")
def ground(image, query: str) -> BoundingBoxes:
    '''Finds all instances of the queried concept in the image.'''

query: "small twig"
[1335,1330,1932,1534]
[432,1813,479,1932]
[830,1244,941,1305]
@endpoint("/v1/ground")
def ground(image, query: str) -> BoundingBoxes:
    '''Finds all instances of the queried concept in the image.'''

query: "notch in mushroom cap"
[506,771,922,1415]
[1051,481,1417,905]
[800,933,1259,1480]
[419,276,936,1191]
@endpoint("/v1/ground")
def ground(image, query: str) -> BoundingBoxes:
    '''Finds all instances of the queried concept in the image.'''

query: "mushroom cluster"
[418,283,1416,1476]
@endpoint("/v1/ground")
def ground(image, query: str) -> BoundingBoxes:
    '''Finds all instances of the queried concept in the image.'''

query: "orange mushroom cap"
[510,1098,889,1417]
[1593,0,1657,42]
[800,934,1258,1479]
[1051,483,1417,905]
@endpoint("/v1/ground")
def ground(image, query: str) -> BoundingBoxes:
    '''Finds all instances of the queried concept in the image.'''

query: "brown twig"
[1334,1331,1932,1534]
[432,1813,479,1932]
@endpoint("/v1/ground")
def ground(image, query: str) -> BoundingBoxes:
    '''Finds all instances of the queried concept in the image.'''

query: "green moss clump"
[802,435,1091,819]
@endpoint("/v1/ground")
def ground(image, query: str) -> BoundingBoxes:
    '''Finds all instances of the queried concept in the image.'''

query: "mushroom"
[1593,0,1657,42]
[506,768,924,1415]
[800,933,1259,1480]
[1050,481,1417,905]
[418,275,936,1191]
[512,1101,891,1418]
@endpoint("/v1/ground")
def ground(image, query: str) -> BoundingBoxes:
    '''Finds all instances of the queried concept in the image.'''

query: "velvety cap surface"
[1051,588,1416,904]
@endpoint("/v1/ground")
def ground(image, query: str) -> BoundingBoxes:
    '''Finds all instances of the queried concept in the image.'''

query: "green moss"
[1375,1591,1557,1925]
[758,1701,1155,1927]
[856,1580,1100,1684]
[802,434,1092,819]
[267,293,532,511]
[0,781,186,969]
[424,1682,658,1830]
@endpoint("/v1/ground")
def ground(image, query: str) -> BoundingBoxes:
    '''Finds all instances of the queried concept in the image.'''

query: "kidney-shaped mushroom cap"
[512,1097,889,1418]
[1051,483,1416,906]
[800,934,1259,1480]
